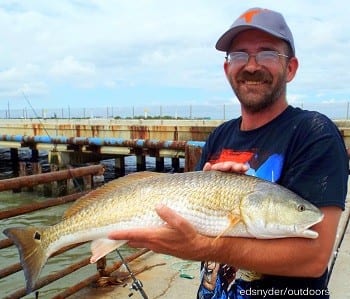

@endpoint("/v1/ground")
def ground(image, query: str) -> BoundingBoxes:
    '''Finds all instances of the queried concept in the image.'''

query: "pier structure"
[0,119,218,179]
[0,118,349,144]
[0,135,205,178]
[0,118,349,174]
[0,118,221,141]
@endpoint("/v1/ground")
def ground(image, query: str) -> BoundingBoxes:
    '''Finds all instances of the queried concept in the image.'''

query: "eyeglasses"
[226,50,289,67]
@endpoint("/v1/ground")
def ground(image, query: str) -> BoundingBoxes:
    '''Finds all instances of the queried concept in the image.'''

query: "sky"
[0,0,349,118]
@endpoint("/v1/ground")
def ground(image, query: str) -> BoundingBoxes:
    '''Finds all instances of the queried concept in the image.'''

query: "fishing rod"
[22,92,84,193]
[116,249,149,299]
[22,92,52,137]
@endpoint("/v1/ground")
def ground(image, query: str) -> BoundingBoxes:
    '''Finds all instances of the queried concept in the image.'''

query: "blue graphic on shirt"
[251,153,283,182]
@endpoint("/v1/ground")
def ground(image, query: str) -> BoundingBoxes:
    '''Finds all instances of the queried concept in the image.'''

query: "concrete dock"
[328,193,350,298]
[70,252,201,299]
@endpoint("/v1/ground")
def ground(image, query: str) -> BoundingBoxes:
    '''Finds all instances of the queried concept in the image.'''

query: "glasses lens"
[228,52,248,65]
[256,51,279,65]
[227,51,284,66]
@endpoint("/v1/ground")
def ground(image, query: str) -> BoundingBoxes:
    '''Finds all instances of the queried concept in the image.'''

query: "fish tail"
[3,227,48,294]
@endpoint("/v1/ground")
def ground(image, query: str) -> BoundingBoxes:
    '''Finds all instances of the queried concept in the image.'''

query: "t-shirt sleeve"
[281,113,348,210]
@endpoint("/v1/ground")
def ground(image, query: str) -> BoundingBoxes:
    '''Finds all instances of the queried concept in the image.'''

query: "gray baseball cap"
[216,8,295,55]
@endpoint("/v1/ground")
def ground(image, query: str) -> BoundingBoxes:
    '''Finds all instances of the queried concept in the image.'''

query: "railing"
[1,102,350,120]
[0,135,205,174]
[0,165,150,298]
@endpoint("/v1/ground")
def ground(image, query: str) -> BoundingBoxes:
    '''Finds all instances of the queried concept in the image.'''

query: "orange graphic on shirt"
[239,8,266,23]
[209,149,254,164]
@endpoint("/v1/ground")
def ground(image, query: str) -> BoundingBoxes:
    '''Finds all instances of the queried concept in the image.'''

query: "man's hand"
[203,161,249,173]
[108,204,212,261]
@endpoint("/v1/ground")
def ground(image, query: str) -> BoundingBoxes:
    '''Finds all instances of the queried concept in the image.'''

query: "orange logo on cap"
[239,8,266,23]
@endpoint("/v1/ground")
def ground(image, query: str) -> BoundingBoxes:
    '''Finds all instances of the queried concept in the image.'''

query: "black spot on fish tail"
[34,232,41,240]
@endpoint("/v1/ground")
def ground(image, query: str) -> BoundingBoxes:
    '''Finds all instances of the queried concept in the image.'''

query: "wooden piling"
[9,148,19,177]
[135,148,146,171]
[184,144,203,172]
[156,156,165,172]
[114,156,125,177]
[172,157,180,172]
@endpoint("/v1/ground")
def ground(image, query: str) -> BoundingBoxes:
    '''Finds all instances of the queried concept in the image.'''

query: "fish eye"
[297,204,306,212]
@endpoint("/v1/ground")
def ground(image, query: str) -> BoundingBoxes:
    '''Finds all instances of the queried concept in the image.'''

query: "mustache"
[237,70,272,82]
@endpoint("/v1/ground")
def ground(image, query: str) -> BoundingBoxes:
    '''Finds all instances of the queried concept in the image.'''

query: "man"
[109,8,348,298]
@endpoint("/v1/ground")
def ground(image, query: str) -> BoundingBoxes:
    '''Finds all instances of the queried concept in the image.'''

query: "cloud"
[0,64,48,98]
[0,0,348,113]
[49,56,96,87]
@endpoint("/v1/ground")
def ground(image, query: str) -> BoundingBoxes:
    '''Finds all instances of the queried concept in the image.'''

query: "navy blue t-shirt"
[196,106,348,299]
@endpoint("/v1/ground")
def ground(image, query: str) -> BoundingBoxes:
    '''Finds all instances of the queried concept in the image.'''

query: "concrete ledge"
[328,187,350,298]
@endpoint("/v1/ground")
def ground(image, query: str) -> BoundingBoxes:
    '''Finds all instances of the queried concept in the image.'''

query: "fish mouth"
[298,214,324,239]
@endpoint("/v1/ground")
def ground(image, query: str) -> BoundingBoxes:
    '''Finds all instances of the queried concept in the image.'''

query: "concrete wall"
[0,119,223,141]
[0,118,349,146]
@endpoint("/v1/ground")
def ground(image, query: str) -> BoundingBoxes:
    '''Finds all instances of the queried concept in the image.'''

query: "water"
[0,193,84,298]
[0,148,184,298]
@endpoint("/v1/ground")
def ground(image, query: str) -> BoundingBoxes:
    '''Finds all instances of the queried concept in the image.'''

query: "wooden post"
[135,149,146,171]
[10,148,19,177]
[156,156,164,172]
[172,157,180,172]
[184,144,203,172]
[115,156,125,177]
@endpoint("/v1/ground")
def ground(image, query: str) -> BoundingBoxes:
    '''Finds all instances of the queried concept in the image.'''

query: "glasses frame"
[225,50,289,66]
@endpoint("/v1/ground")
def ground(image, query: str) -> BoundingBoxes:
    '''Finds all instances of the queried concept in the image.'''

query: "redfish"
[3,171,323,294]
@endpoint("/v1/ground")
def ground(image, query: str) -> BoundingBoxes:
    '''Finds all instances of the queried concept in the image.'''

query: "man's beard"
[230,69,287,113]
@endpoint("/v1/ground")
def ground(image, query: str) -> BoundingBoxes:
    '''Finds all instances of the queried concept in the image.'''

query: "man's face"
[224,29,293,113]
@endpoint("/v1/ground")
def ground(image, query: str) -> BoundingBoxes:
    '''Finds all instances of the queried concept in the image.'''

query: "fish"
[3,170,323,294]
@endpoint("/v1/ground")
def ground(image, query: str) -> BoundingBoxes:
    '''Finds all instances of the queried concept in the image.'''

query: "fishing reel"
[116,249,148,299]
[128,278,148,298]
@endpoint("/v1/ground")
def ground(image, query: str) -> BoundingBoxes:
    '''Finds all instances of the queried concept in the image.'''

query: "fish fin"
[90,239,127,263]
[120,171,166,181]
[3,227,48,294]
[63,171,166,219]
[214,214,242,241]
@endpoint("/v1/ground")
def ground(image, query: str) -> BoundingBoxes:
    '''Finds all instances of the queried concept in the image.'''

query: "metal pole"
[0,164,104,192]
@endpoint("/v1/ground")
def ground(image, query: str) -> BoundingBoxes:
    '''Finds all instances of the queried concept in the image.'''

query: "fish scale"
[3,170,323,294]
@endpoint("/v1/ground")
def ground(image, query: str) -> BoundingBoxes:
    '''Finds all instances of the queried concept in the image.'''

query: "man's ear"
[223,61,230,79]
[286,57,299,83]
